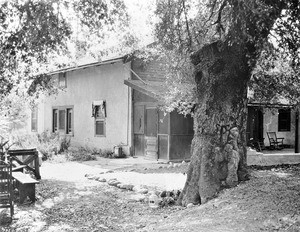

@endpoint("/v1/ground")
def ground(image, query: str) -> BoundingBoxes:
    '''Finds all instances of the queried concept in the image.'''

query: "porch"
[247,148,300,166]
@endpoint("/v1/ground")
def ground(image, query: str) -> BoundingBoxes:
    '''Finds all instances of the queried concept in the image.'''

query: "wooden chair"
[0,158,14,218]
[267,132,284,150]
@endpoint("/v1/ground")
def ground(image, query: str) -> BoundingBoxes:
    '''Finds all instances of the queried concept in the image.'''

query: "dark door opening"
[247,107,264,146]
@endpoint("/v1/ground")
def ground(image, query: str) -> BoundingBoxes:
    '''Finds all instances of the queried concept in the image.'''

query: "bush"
[65,146,97,161]
[11,130,70,161]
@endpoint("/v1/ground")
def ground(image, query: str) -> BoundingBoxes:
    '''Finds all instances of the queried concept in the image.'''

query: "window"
[66,108,73,134]
[58,72,67,88]
[278,109,291,131]
[53,106,73,135]
[31,107,38,132]
[95,120,105,136]
[92,100,106,136]
[53,109,58,132]
[59,110,66,130]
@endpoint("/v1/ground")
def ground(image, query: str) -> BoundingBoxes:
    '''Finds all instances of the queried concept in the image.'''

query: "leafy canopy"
[0,0,131,135]
[154,0,300,111]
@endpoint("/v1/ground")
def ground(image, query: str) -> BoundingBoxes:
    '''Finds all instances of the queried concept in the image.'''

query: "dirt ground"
[1,158,300,232]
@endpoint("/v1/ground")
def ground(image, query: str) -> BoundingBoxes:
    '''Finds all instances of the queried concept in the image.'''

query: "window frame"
[58,72,67,88]
[95,119,106,137]
[52,106,74,135]
[278,108,291,132]
[93,101,106,137]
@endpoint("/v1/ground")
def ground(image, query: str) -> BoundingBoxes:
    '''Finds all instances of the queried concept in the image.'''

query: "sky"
[73,0,157,65]
[123,0,157,45]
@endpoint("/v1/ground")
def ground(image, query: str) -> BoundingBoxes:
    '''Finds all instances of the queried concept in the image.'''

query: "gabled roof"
[49,56,126,75]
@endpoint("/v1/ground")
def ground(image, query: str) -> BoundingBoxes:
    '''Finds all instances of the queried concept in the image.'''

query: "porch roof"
[247,102,294,108]
[124,79,166,100]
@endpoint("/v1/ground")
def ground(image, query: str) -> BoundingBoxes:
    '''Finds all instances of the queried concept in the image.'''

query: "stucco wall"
[40,61,132,154]
[263,108,295,147]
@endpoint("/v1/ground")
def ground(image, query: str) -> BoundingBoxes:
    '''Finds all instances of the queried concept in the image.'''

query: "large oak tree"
[155,0,300,206]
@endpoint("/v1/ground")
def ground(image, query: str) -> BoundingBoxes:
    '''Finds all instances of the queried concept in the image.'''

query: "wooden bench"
[8,149,41,180]
[12,172,39,204]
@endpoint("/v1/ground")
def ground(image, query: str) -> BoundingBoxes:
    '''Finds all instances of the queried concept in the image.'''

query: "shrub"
[11,130,70,161]
[65,146,97,161]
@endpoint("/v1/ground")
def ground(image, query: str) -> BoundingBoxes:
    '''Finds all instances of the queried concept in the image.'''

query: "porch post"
[295,111,299,153]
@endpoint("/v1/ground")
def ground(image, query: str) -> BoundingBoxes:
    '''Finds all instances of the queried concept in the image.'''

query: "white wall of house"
[263,108,295,147]
[37,61,132,154]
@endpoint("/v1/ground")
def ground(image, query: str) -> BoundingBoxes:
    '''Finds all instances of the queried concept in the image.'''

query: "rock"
[132,186,139,192]
[138,188,148,194]
[133,186,148,194]
[182,160,186,165]
[118,184,134,190]
[125,184,134,191]
[129,194,146,202]
[86,175,95,180]
[167,165,173,169]
[160,191,167,198]
[173,190,181,198]
[97,178,106,182]
[167,197,175,204]
[186,203,194,208]
[106,170,114,173]
[159,166,163,169]
[136,224,146,229]
[129,169,136,172]
[144,168,148,170]
[108,179,121,187]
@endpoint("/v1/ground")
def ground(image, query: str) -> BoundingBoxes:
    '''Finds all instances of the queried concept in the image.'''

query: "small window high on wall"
[31,107,38,132]
[278,108,291,132]
[92,100,106,136]
[58,72,67,88]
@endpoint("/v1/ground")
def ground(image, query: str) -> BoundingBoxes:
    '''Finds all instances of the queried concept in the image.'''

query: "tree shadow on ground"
[0,178,81,231]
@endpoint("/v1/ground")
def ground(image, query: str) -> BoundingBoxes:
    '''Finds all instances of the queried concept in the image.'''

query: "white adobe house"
[24,57,133,155]
[20,56,299,160]
[22,55,194,160]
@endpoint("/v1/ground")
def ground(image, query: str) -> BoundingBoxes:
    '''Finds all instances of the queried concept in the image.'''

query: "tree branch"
[182,0,193,49]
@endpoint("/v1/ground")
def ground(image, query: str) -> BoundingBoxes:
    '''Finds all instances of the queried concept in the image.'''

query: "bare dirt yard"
[1,157,300,232]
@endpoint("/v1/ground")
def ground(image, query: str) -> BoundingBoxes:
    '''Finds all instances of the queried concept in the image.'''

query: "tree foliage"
[155,0,300,109]
[0,0,132,136]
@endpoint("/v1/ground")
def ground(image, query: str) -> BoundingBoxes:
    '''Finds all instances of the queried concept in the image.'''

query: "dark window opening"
[278,109,291,132]
[66,108,73,134]
[95,120,105,136]
[53,106,74,135]
[59,110,66,130]
[53,109,58,132]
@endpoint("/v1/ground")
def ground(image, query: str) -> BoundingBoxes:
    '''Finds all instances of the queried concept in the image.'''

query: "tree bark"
[177,0,288,206]
[178,42,251,206]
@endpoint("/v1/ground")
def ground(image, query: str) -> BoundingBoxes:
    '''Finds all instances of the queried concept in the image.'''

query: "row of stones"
[85,173,188,207]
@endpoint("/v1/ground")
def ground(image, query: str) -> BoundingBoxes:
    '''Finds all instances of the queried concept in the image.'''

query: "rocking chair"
[267,132,284,150]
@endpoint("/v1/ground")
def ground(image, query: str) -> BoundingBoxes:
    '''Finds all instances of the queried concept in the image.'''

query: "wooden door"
[145,108,158,159]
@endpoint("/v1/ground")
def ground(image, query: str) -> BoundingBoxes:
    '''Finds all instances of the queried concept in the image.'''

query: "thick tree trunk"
[178,42,250,206]
[176,0,285,207]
